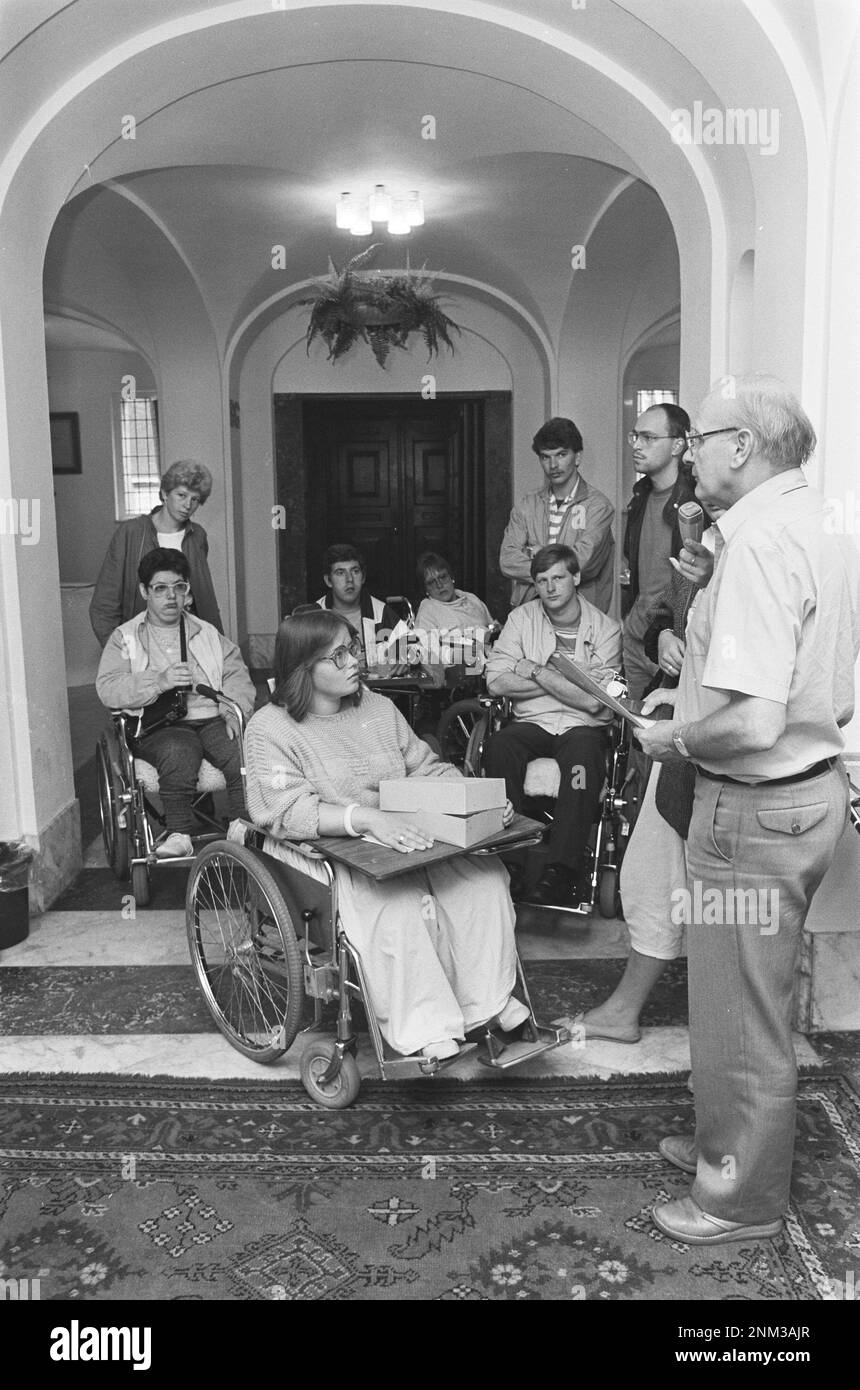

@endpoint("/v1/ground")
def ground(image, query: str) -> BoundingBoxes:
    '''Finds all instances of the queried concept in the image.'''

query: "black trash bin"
[0,842,33,949]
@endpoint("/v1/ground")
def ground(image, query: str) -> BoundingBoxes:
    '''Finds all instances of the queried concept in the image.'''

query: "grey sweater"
[244,691,461,841]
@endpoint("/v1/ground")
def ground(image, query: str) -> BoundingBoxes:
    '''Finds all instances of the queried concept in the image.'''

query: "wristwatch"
[672,726,691,758]
[530,663,543,681]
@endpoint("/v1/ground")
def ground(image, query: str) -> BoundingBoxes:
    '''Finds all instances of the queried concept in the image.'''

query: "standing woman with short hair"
[89,460,223,647]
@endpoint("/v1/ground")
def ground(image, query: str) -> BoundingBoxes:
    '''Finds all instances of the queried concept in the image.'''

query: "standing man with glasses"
[622,403,697,700]
[500,417,615,614]
[636,375,860,1245]
[96,548,255,857]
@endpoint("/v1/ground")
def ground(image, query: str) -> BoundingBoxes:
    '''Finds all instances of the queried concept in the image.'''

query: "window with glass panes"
[115,395,160,518]
[636,388,678,415]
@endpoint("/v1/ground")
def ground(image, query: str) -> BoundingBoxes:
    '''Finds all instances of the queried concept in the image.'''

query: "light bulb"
[387,200,411,235]
[349,200,373,235]
[335,192,355,229]
[368,184,392,222]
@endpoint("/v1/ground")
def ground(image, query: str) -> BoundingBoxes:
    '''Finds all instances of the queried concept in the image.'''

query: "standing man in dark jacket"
[622,403,695,699]
[89,461,223,647]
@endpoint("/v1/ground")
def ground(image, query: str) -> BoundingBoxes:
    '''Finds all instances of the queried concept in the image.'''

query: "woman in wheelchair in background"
[243,608,528,1062]
[414,550,501,677]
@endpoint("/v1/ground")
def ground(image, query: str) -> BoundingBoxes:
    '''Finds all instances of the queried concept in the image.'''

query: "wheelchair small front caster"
[131,862,151,907]
[300,1039,361,1109]
[598,866,622,919]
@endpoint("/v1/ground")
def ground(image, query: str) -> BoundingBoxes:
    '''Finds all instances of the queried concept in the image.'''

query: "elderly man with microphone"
[635,375,860,1245]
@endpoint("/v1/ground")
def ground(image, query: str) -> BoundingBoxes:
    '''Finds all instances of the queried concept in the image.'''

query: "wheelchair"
[442,691,636,919]
[96,707,235,907]
[182,690,572,1109]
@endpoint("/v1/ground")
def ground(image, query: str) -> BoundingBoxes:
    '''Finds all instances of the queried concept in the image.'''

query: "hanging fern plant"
[300,244,460,368]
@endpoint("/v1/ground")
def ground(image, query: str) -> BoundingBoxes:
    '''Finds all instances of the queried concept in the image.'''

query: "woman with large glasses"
[96,548,255,858]
[414,550,500,676]
[243,609,526,1062]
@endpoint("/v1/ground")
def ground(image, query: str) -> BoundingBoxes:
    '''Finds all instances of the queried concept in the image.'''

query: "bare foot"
[576,1004,642,1044]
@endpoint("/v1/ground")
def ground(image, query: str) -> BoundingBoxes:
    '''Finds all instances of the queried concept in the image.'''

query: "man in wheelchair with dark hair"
[483,543,623,904]
[96,547,255,858]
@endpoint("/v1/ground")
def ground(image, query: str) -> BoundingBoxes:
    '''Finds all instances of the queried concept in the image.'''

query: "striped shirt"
[547,479,581,545]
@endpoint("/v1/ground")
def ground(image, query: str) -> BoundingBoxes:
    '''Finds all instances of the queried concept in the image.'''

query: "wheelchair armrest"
[229,820,329,860]
[283,840,328,861]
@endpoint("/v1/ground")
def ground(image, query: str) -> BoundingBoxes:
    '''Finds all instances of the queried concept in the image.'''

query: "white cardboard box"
[404,806,507,848]
[379,777,507,814]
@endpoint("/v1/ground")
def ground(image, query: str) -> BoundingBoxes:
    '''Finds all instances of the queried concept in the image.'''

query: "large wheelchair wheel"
[186,841,305,1062]
[463,709,492,779]
[437,699,484,770]
[96,736,130,879]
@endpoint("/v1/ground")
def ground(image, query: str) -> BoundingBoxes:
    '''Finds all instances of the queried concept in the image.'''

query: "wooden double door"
[274,394,512,615]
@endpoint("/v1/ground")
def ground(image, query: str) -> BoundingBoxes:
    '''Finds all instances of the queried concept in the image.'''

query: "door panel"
[274,394,511,619]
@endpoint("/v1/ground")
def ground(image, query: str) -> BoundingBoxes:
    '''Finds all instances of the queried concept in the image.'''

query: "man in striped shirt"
[500,417,615,612]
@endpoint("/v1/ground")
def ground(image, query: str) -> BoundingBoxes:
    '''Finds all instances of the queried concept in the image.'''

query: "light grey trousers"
[684,762,848,1222]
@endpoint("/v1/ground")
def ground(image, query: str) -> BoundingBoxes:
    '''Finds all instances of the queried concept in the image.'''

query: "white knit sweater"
[244,690,461,840]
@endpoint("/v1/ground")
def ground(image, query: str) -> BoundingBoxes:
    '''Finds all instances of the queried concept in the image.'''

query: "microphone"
[195,683,221,703]
[677,500,704,546]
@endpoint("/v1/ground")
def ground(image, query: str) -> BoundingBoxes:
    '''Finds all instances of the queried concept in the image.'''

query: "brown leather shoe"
[659,1135,697,1174]
[652,1195,783,1245]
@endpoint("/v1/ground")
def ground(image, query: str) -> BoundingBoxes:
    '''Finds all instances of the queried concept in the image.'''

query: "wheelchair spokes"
[436,698,485,769]
[187,843,305,1061]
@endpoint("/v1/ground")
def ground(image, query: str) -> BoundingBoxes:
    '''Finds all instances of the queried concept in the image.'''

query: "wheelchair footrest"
[376,1042,478,1078]
[477,1022,572,1070]
[518,895,594,916]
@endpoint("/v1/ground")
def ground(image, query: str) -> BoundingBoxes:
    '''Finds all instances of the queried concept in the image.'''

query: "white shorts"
[620,764,688,961]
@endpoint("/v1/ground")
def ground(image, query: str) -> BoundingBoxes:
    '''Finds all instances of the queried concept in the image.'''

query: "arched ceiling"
[13,0,836,377]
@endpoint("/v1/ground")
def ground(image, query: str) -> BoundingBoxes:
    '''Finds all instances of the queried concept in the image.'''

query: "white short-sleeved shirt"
[675,469,860,780]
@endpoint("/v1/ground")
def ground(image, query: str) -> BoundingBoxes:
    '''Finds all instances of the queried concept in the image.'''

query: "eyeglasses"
[318,639,363,669]
[685,427,742,452]
[424,572,452,588]
[627,431,683,446]
[149,581,190,597]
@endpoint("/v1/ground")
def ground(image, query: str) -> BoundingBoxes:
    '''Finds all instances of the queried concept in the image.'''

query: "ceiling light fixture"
[337,185,424,236]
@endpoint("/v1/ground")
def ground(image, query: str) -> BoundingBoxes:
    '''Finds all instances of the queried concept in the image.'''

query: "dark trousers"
[134,718,246,833]
[483,721,607,869]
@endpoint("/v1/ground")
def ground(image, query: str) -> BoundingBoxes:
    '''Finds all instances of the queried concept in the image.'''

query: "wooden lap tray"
[312,812,545,882]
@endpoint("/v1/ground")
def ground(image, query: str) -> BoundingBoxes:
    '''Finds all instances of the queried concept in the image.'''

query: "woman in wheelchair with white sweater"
[243,609,527,1061]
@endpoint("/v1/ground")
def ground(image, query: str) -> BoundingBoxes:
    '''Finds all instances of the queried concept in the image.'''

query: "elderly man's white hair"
[705,374,817,471]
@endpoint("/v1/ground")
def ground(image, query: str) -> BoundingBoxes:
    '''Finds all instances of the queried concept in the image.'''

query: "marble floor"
[0,825,837,1086]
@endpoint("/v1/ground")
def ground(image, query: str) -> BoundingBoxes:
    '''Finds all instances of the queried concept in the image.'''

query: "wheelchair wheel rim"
[188,852,296,1054]
[96,742,116,863]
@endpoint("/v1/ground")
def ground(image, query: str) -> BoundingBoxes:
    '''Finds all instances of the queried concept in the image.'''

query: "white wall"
[47,348,155,582]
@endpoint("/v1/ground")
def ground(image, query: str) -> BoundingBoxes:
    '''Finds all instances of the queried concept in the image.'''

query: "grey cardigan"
[499,477,615,612]
[89,511,223,647]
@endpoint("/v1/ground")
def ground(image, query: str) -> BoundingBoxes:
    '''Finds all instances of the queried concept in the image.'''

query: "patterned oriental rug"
[0,1073,857,1301]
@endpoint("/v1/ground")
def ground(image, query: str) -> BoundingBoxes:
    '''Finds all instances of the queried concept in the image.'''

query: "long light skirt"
[264,839,518,1056]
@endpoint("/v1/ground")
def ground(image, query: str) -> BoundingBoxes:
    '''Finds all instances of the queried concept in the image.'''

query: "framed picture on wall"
[50,411,82,475]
